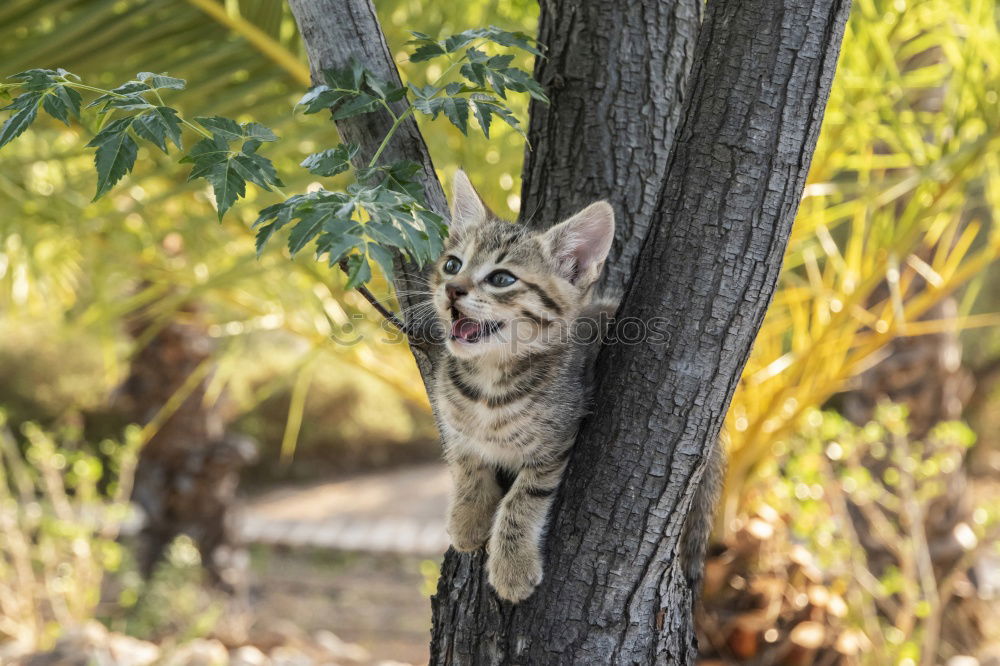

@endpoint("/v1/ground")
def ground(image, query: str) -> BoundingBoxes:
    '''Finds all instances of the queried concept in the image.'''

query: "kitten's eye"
[486,270,517,288]
[442,257,462,275]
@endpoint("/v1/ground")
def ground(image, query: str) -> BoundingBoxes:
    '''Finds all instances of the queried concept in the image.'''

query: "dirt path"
[240,463,450,554]
[239,464,452,664]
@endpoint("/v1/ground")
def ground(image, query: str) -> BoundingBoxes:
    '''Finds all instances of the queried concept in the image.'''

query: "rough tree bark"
[519,0,702,294]
[287,0,849,662]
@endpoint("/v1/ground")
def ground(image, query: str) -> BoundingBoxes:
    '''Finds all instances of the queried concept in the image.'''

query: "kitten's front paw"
[486,540,543,603]
[447,511,490,552]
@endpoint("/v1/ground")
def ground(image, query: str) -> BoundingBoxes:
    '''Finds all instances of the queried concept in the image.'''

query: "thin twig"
[359,283,408,332]
[337,258,408,333]
[819,455,891,653]
[894,429,942,666]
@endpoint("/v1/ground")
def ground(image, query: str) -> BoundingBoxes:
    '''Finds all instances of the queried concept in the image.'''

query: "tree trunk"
[287,0,849,661]
[121,301,256,592]
[431,0,849,660]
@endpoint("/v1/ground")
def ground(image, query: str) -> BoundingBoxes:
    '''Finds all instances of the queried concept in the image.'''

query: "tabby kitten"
[429,171,616,602]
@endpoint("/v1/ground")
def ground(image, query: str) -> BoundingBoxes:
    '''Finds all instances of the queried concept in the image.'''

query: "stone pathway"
[238,463,451,555]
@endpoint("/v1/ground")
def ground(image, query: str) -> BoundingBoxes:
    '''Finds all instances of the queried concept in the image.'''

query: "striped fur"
[430,171,616,602]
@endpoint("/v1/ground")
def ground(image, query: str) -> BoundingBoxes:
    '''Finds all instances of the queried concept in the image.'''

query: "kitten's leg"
[447,454,503,552]
[487,454,567,603]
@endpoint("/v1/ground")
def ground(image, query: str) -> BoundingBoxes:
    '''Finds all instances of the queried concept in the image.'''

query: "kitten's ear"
[450,170,488,240]
[542,201,615,286]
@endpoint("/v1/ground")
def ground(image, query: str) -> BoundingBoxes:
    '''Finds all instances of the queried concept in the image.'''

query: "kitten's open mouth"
[450,307,504,343]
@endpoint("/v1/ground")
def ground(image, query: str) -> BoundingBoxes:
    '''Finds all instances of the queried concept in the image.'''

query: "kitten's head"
[431,170,615,360]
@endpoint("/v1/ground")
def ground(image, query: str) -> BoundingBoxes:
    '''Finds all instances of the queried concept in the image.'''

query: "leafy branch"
[0,25,544,307]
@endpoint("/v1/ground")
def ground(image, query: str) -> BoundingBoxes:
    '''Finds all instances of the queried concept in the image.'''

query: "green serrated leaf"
[184,131,279,220]
[132,106,183,152]
[396,218,431,265]
[0,93,40,149]
[10,69,59,92]
[254,202,297,257]
[364,73,406,103]
[344,252,372,289]
[487,54,516,70]
[444,32,477,53]
[86,117,134,147]
[413,96,470,134]
[460,62,488,88]
[417,208,447,259]
[232,141,283,190]
[465,46,489,64]
[243,122,278,142]
[204,158,245,220]
[255,221,279,257]
[137,71,186,90]
[39,85,81,125]
[442,97,469,134]
[107,96,153,110]
[297,85,345,114]
[501,67,549,103]
[300,143,358,177]
[317,220,364,266]
[386,87,408,103]
[195,116,244,141]
[367,242,396,280]
[475,26,542,56]
[469,99,494,138]
[366,220,409,249]
[332,93,379,120]
[288,210,329,255]
[181,135,230,179]
[410,42,448,62]
[492,103,522,135]
[323,60,366,92]
[382,160,422,200]
[87,81,148,111]
[90,126,138,200]
[408,82,438,100]
[254,201,285,227]
[468,97,522,138]
[41,94,70,125]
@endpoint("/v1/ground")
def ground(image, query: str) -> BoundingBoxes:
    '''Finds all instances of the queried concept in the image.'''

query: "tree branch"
[335,258,411,339]
[520,0,702,294]
[287,0,446,375]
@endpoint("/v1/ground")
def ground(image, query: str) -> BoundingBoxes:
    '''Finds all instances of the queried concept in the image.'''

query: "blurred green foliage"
[109,535,223,643]
[0,412,138,651]
[759,406,996,664]
[0,0,538,474]
[725,0,1000,504]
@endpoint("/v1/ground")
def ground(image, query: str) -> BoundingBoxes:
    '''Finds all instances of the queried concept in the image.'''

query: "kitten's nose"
[445,283,468,303]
